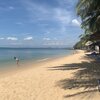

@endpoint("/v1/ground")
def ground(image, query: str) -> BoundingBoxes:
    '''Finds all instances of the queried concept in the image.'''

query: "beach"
[0,50,99,100]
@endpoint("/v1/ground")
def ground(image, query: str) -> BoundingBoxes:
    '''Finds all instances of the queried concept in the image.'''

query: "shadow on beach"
[64,89,97,99]
[48,54,100,98]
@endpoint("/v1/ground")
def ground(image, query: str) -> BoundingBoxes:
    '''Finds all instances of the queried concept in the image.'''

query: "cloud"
[72,19,81,26]
[24,33,32,35]
[43,37,58,41]
[0,37,4,40]
[18,0,81,47]
[43,37,51,41]
[43,41,64,46]
[21,0,48,21]
[22,0,72,25]
[9,6,14,10]
[10,43,23,45]
[54,8,71,25]
[54,38,57,40]
[21,0,74,37]
[58,0,78,7]
[7,37,18,40]
[16,22,23,25]
[0,6,15,12]
[24,36,33,40]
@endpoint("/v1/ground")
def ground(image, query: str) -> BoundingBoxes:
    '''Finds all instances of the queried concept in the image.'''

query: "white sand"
[0,50,99,100]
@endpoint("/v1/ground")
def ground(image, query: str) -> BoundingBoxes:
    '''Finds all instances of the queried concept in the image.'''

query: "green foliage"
[74,33,91,49]
[76,0,100,32]
[74,0,100,49]
[74,39,87,49]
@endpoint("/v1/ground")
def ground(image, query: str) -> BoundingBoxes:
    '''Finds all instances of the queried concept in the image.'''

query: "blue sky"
[0,0,83,48]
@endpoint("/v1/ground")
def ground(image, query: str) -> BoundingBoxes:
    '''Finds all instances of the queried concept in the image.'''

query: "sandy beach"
[0,50,99,100]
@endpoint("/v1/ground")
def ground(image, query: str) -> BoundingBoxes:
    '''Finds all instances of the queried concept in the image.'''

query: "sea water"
[0,48,73,68]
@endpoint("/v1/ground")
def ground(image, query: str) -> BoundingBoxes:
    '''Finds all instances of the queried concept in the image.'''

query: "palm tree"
[76,0,100,32]
[74,33,91,49]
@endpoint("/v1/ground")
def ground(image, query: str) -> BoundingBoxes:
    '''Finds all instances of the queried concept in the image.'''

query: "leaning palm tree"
[76,0,100,32]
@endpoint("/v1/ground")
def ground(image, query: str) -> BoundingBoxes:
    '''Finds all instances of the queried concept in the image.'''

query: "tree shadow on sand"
[48,54,100,98]
[64,89,97,98]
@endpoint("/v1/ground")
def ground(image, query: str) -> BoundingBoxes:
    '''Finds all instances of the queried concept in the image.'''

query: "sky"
[0,0,83,48]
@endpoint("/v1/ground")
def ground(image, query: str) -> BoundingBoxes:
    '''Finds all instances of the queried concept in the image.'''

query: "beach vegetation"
[74,0,100,50]
[76,0,100,32]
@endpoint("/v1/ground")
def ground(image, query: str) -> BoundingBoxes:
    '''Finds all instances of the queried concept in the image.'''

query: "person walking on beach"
[14,57,19,66]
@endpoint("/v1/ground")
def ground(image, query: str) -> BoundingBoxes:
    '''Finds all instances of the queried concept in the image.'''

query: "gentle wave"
[37,58,50,62]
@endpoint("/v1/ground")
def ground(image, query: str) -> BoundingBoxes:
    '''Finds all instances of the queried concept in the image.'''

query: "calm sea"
[0,48,73,68]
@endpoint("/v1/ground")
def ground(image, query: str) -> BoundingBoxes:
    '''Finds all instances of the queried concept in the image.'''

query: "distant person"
[14,56,19,66]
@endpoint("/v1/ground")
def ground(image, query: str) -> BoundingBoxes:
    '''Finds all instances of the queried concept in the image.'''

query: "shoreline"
[0,50,74,74]
[0,48,73,66]
[0,50,83,83]
[0,50,94,100]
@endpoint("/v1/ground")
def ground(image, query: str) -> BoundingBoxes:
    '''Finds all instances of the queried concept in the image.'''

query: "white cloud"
[43,37,58,41]
[22,0,72,25]
[7,37,18,41]
[10,43,23,45]
[43,38,51,41]
[16,22,23,25]
[9,6,14,10]
[21,0,73,36]
[58,0,77,7]
[54,8,71,25]
[0,6,14,12]
[24,36,33,40]
[43,41,64,46]
[0,37,4,40]
[72,19,81,26]
[20,0,81,47]
[54,38,57,40]
[25,33,31,35]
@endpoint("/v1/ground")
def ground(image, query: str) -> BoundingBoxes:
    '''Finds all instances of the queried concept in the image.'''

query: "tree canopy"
[74,0,100,49]
[76,0,100,32]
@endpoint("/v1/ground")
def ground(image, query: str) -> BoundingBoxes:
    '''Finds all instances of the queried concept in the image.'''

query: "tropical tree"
[74,0,100,50]
[74,33,90,49]
[76,0,100,33]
